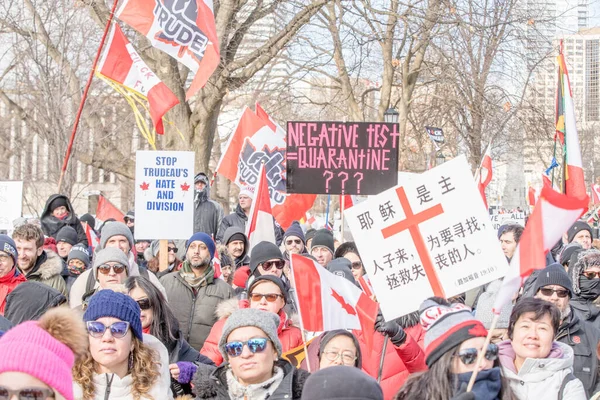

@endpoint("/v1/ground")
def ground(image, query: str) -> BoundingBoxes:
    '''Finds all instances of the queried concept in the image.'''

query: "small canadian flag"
[245,163,277,255]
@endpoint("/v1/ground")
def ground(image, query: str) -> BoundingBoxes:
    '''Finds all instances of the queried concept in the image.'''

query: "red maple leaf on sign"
[140,182,150,191]
[181,182,190,191]
[330,289,356,315]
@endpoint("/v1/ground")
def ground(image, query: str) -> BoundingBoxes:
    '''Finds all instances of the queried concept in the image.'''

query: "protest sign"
[0,181,23,233]
[345,155,508,320]
[490,212,526,231]
[286,121,399,195]
[425,126,445,143]
[134,151,194,240]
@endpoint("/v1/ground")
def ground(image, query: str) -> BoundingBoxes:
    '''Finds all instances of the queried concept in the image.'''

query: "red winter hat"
[233,266,251,288]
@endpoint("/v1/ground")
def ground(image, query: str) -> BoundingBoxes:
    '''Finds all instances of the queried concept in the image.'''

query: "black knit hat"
[49,197,68,212]
[248,275,288,304]
[55,226,78,246]
[567,220,592,243]
[249,241,283,275]
[533,263,573,297]
[79,213,96,230]
[301,366,382,400]
[305,229,317,243]
[311,230,334,255]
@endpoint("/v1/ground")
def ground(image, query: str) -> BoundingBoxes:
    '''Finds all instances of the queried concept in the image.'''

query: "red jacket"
[201,300,303,365]
[0,268,26,315]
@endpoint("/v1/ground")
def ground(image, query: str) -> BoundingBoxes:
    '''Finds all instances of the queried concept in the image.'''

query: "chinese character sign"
[286,121,399,195]
[134,151,194,240]
[345,155,508,320]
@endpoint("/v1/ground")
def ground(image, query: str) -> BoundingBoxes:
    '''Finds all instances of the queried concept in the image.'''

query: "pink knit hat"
[0,308,87,400]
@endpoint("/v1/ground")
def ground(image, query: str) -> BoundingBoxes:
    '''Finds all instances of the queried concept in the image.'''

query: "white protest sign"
[0,181,23,232]
[134,151,194,240]
[345,155,508,321]
[490,212,526,231]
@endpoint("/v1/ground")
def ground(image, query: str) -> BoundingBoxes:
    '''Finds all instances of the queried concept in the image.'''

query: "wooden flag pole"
[158,239,169,272]
[466,313,499,392]
[288,255,311,372]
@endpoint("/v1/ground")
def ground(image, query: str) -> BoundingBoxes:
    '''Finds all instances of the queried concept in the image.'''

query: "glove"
[375,311,406,346]
[176,361,197,384]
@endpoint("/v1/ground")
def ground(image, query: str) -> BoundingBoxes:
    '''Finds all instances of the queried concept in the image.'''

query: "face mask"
[455,367,502,400]
[579,275,600,300]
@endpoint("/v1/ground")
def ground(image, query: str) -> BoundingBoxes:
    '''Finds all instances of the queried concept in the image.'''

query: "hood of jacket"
[40,194,78,224]
[221,226,248,262]
[235,204,247,221]
[26,250,64,280]
[498,340,574,378]
[570,296,600,322]
[4,281,66,325]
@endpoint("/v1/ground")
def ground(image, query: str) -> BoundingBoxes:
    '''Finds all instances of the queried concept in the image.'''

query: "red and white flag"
[591,183,600,205]
[493,182,588,313]
[85,223,100,252]
[216,106,316,229]
[527,186,536,207]
[291,254,378,338]
[358,275,374,297]
[476,144,493,209]
[340,194,355,211]
[117,0,219,100]
[245,164,276,254]
[96,195,125,223]
[97,25,179,134]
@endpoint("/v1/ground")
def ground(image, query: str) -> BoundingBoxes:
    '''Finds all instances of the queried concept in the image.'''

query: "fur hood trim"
[38,307,88,357]
[37,250,64,280]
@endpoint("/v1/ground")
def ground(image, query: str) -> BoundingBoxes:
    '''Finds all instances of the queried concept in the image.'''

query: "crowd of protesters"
[1,178,600,400]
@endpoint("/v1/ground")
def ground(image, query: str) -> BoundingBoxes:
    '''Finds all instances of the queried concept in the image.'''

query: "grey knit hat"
[569,248,600,295]
[99,222,134,250]
[93,247,129,279]
[218,308,282,362]
[474,279,512,329]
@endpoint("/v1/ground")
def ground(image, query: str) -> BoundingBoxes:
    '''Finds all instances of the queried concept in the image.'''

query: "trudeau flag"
[216,106,316,229]
[493,182,588,313]
[245,163,277,254]
[117,0,219,100]
[97,24,179,134]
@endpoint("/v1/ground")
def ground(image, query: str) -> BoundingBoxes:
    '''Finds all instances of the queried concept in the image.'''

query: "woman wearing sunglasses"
[125,276,214,397]
[0,307,87,400]
[201,275,302,366]
[568,249,600,329]
[144,241,182,278]
[192,308,310,399]
[73,290,172,399]
[497,297,586,400]
[396,297,515,400]
[334,242,367,282]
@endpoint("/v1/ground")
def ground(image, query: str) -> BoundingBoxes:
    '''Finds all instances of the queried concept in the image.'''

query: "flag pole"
[466,313,499,392]
[57,0,121,193]
[340,192,345,242]
[377,337,388,383]
[325,194,331,229]
[288,255,312,373]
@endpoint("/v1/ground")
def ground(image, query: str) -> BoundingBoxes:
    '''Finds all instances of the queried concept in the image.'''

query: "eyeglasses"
[0,387,55,400]
[285,239,302,246]
[582,271,600,280]
[539,288,569,298]
[168,246,178,253]
[86,321,130,339]
[351,261,363,270]
[136,298,151,310]
[322,350,357,365]
[97,264,127,275]
[260,260,285,271]
[250,293,284,302]
[455,343,498,365]
[224,338,269,358]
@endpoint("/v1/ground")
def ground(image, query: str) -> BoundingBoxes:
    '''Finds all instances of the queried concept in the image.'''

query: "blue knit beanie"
[83,290,143,341]
[0,235,18,266]
[186,232,215,259]
[284,221,306,244]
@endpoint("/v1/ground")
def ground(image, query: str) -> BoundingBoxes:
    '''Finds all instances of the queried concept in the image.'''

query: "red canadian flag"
[291,253,379,351]
[493,181,588,313]
[97,24,179,134]
[245,163,277,254]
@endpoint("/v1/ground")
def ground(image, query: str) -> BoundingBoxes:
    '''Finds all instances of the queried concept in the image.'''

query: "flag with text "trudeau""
[245,163,277,255]
[493,181,588,313]
[291,254,379,346]
[97,24,179,134]
[476,144,493,209]
[96,195,125,223]
[116,0,219,100]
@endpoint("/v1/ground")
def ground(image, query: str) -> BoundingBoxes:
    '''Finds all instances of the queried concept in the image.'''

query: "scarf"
[454,367,503,400]
[0,268,17,284]
[226,366,284,400]
[180,260,214,288]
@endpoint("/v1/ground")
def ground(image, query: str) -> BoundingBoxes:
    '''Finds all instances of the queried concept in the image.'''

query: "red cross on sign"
[381,186,446,298]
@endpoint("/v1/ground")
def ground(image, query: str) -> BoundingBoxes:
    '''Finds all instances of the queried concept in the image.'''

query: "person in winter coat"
[533,263,600,396]
[222,227,250,269]
[0,307,88,400]
[193,172,224,239]
[191,308,310,399]
[13,223,67,296]
[69,222,167,308]
[282,222,308,261]
[125,275,215,397]
[568,248,600,329]
[395,297,516,400]
[567,221,593,250]
[498,297,586,400]
[72,290,173,399]
[0,235,26,315]
[145,240,182,277]
[160,232,234,351]
[201,275,303,365]
[4,281,66,325]
[40,194,88,246]
[62,244,91,294]
[302,366,383,400]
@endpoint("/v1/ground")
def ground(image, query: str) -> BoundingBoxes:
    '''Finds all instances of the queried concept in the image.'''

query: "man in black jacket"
[193,172,223,239]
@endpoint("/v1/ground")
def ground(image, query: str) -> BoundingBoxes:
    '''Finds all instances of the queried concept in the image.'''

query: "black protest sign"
[286,121,399,195]
[425,126,445,143]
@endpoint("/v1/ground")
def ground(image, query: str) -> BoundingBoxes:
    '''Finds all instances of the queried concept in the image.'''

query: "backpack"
[558,372,577,400]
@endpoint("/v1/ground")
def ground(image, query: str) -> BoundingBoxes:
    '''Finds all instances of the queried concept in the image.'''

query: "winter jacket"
[498,340,587,400]
[570,296,600,329]
[200,298,303,365]
[0,267,26,315]
[23,250,67,297]
[40,194,88,246]
[191,359,309,400]
[216,204,283,245]
[159,270,234,351]
[69,251,167,309]
[4,281,66,324]
[221,227,250,268]
[72,334,173,400]
[0,315,12,332]
[193,187,224,239]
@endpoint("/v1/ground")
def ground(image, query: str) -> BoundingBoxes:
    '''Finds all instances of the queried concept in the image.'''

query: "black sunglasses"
[539,288,569,298]
[97,263,127,275]
[0,387,55,400]
[168,246,178,253]
[285,239,302,245]
[351,261,363,270]
[261,260,285,271]
[136,298,151,310]
[455,343,498,365]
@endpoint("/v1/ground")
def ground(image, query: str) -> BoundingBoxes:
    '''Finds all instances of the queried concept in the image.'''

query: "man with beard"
[221,226,249,269]
[533,263,600,397]
[160,232,234,350]
[193,172,223,239]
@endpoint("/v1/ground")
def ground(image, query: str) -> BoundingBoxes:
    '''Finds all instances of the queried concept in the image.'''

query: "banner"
[490,212,526,231]
[425,126,445,143]
[345,155,507,320]
[134,151,194,239]
[286,121,399,195]
[0,181,23,233]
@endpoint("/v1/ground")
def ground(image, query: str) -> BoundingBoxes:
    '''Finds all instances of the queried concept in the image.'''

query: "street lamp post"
[384,108,399,123]
[436,151,446,166]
